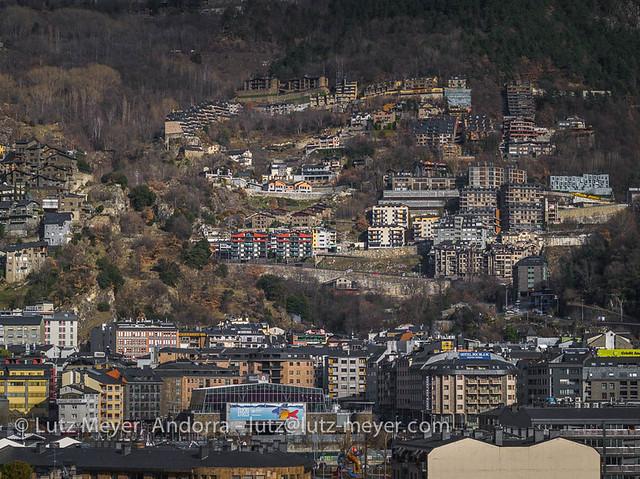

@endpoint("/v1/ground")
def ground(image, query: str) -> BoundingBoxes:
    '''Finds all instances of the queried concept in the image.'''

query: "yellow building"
[178,330,208,349]
[0,363,51,416]
[62,369,124,427]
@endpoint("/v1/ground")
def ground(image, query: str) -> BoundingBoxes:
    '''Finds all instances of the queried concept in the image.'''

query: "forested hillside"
[558,204,640,320]
[2,0,640,335]
[2,0,640,151]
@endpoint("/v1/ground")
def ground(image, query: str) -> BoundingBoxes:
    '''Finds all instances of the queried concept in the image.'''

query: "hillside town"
[0,72,637,478]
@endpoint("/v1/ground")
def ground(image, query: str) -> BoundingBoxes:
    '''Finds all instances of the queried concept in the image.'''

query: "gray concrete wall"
[227,263,448,298]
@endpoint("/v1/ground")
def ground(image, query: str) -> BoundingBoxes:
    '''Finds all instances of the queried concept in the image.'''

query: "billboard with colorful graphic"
[226,403,306,434]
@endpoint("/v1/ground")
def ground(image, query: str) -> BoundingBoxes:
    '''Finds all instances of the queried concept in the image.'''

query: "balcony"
[561,429,640,438]
[604,465,640,474]
[595,447,640,456]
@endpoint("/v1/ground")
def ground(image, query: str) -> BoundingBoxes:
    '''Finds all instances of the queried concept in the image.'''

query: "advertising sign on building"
[458,351,491,360]
[226,403,306,434]
[596,349,640,358]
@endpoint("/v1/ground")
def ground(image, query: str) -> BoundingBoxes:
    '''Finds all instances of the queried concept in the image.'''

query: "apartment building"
[273,230,313,259]
[91,370,125,427]
[506,80,535,118]
[422,351,517,425]
[279,75,329,94]
[57,383,100,429]
[390,174,456,191]
[394,350,435,420]
[506,139,555,157]
[0,315,43,346]
[304,136,342,155]
[503,117,538,142]
[2,140,81,191]
[265,179,312,193]
[444,87,472,114]
[550,174,612,196]
[501,184,545,231]
[433,241,486,279]
[367,226,406,248]
[28,307,78,350]
[62,369,127,427]
[154,362,245,416]
[325,352,368,399]
[487,243,531,281]
[230,231,269,260]
[123,369,162,421]
[0,361,52,416]
[461,206,500,234]
[460,187,498,210]
[312,227,337,252]
[239,76,280,94]
[583,355,640,403]
[465,114,495,141]
[178,330,208,349]
[2,241,47,283]
[371,204,409,228]
[42,212,73,246]
[414,116,459,147]
[516,349,589,406]
[434,214,490,247]
[256,350,316,387]
[433,240,533,281]
[412,215,440,241]
[114,321,179,358]
[372,109,396,128]
[468,164,527,189]
[164,101,241,145]
[335,79,359,102]
[513,255,548,300]
[503,204,545,231]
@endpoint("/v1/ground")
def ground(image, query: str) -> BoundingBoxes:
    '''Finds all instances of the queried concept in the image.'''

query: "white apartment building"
[25,302,79,348]
[549,174,612,196]
[58,383,100,430]
[312,228,337,252]
[367,226,406,248]
[371,204,409,228]
[325,353,368,399]
[44,312,78,349]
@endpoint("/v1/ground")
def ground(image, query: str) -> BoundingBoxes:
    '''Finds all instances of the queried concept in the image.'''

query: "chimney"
[534,429,545,443]
[441,430,450,441]
[495,428,503,446]
[122,444,132,456]
[199,446,209,460]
